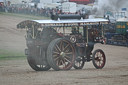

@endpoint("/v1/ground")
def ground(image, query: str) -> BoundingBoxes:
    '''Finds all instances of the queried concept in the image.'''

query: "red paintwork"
[69,0,95,5]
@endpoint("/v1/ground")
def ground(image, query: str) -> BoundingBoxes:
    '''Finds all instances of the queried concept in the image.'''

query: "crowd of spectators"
[0,3,90,19]
[0,4,61,17]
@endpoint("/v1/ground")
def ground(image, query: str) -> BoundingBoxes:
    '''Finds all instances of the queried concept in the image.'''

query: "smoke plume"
[92,0,128,16]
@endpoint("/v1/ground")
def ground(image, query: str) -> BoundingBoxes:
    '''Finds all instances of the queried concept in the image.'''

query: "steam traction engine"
[17,15,108,71]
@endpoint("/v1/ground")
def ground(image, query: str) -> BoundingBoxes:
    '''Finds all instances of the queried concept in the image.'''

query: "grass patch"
[0,56,26,61]
[0,49,26,60]
[0,12,50,20]
[0,12,50,60]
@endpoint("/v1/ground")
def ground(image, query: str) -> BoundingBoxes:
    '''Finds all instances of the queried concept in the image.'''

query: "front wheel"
[74,56,85,69]
[92,49,106,69]
[47,38,76,71]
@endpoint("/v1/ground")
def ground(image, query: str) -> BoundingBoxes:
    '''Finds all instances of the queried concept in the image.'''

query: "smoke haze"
[92,0,128,16]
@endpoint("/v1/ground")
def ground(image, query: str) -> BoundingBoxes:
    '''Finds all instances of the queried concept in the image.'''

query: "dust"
[0,14,26,54]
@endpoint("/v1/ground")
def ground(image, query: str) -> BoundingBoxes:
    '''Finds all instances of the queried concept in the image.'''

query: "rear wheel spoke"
[56,44,61,52]
[65,52,73,55]
[64,43,70,52]
[64,57,71,63]
[54,57,59,61]
[53,51,60,55]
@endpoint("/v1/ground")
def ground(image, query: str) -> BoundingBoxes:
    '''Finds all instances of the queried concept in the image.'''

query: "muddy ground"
[0,14,128,85]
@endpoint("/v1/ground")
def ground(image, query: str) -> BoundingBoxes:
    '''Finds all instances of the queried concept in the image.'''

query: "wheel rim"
[52,40,75,70]
[94,50,105,68]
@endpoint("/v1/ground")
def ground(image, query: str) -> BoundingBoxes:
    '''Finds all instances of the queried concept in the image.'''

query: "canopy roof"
[17,18,108,29]
[117,18,128,22]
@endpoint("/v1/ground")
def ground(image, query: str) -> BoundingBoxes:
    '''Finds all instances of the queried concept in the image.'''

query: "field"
[0,12,128,85]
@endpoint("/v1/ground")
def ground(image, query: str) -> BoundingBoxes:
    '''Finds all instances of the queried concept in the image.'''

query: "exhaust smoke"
[92,0,128,16]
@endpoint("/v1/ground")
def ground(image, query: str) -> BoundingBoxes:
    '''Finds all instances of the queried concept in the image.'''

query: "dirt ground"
[0,14,128,85]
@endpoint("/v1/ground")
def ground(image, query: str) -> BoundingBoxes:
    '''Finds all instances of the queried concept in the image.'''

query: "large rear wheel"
[47,38,76,71]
